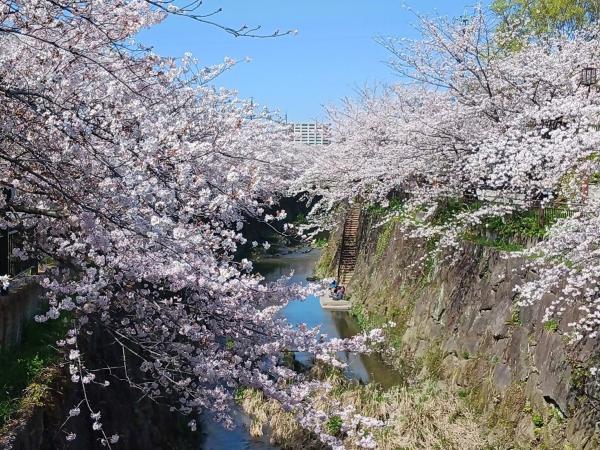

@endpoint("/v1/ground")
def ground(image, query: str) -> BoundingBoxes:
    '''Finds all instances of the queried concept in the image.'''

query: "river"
[200,249,398,450]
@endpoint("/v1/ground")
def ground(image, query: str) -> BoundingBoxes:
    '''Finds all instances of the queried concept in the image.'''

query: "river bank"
[313,208,600,450]
[203,249,401,450]
[236,252,491,450]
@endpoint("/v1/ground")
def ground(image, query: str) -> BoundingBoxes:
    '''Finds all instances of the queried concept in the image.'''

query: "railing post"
[0,229,8,276]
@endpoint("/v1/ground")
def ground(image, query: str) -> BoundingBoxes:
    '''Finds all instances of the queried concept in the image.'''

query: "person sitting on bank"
[333,286,345,300]
[329,279,337,290]
[332,286,340,299]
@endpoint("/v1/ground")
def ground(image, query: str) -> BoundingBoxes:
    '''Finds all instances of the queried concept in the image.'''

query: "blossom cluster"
[296,10,600,343]
[0,1,384,448]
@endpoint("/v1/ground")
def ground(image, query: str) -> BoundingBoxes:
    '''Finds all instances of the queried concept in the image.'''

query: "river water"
[200,250,398,450]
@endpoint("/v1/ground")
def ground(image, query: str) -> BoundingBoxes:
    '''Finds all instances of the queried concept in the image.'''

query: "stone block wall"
[337,211,600,449]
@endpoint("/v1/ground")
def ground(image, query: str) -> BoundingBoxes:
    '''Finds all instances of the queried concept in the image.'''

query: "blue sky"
[140,1,488,122]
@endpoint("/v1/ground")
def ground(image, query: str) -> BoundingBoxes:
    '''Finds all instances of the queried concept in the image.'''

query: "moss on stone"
[0,366,62,443]
[314,235,339,279]
[375,221,396,263]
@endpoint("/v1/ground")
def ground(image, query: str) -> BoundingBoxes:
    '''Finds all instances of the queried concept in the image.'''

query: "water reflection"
[255,251,400,389]
[200,410,275,450]
[200,250,400,449]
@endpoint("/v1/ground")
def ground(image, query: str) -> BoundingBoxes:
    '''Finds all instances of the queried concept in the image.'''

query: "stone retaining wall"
[331,211,600,449]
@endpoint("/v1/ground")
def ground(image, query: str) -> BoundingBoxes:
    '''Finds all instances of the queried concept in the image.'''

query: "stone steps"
[337,204,362,286]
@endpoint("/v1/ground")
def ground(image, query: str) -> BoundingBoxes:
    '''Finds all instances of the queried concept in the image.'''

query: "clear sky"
[140,1,488,122]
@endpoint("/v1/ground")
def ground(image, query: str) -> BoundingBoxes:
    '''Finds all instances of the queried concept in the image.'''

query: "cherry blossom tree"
[297,7,600,344]
[0,2,385,448]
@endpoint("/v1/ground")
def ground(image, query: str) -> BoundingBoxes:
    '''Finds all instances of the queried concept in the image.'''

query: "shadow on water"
[256,250,401,389]
[200,250,401,449]
[200,409,276,450]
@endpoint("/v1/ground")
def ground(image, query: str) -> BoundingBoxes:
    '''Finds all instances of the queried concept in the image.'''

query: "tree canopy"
[493,0,600,42]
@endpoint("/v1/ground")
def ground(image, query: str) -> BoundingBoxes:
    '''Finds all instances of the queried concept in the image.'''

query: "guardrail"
[536,204,577,225]
[0,230,37,279]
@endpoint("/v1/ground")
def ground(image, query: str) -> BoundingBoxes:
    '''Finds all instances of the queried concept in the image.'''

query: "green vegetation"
[351,303,388,332]
[351,297,413,349]
[550,405,565,423]
[292,213,307,225]
[423,344,445,380]
[365,197,405,216]
[234,387,248,402]
[421,237,439,283]
[532,411,544,428]
[507,305,523,326]
[481,211,551,239]
[431,198,482,226]
[463,205,574,251]
[375,221,396,262]
[589,172,600,184]
[463,208,562,252]
[326,415,343,436]
[570,355,600,392]
[493,0,600,50]
[427,197,572,252]
[0,316,68,427]
[367,195,567,256]
[312,237,329,248]
[314,234,338,279]
[463,234,525,252]
[543,319,560,332]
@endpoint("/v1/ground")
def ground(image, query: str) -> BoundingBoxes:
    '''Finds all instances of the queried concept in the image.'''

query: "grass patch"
[423,344,444,380]
[462,234,525,252]
[365,197,405,216]
[326,415,343,436]
[480,211,548,239]
[430,198,482,226]
[532,411,544,428]
[0,316,68,427]
[312,237,329,248]
[543,319,559,333]
[506,305,522,327]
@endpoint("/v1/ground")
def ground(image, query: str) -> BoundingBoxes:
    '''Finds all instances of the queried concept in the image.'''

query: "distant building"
[292,122,331,145]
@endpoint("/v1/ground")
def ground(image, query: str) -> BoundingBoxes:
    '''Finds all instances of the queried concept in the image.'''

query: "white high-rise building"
[292,122,331,145]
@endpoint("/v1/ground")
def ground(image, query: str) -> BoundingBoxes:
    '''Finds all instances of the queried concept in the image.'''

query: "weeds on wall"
[0,317,69,427]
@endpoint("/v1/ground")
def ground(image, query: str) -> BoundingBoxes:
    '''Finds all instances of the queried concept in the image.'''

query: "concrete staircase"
[337,205,361,286]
